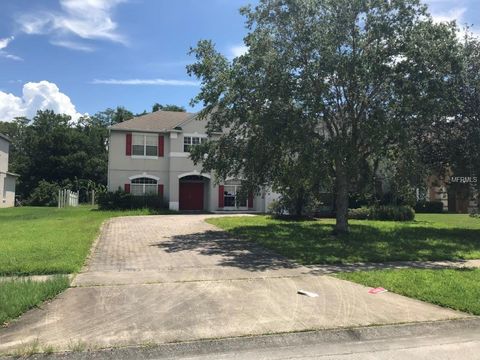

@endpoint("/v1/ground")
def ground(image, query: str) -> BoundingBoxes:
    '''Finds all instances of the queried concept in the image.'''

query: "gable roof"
[0,133,11,142]
[109,111,197,132]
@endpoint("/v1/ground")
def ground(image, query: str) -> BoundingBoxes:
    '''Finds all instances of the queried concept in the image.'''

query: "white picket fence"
[58,189,79,208]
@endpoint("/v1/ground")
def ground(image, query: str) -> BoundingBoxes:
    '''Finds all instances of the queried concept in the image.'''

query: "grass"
[0,206,166,276]
[206,214,480,264]
[337,268,480,315]
[0,276,70,325]
[0,205,169,330]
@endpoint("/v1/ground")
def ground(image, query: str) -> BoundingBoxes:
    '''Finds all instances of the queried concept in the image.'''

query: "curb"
[5,317,479,359]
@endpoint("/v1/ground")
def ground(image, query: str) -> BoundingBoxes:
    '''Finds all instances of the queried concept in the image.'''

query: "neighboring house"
[108,111,278,212]
[426,173,478,213]
[0,133,18,208]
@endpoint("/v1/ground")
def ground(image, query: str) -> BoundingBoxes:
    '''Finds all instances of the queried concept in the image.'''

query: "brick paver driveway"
[0,215,468,354]
[73,214,303,286]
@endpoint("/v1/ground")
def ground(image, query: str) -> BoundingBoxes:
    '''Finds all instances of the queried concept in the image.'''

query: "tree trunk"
[295,188,305,217]
[335,159,349,234]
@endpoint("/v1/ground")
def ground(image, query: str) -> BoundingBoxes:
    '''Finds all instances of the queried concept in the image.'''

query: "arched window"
[131,177,158,196]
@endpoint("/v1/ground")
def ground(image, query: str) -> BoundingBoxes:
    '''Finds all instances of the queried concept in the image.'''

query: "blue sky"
[0,0,479,121]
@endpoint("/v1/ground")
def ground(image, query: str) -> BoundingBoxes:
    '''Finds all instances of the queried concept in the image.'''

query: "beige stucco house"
[108,111,278,212]
[425,173,478,213]
[0,133,18,208]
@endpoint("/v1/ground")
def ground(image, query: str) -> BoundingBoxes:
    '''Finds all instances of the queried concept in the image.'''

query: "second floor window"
[184,136,205,152]
[133,134,158,156]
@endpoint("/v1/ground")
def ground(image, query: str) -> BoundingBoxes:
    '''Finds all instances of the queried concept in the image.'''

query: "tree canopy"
[0,111,109,199]
[188,0,461,232]
[152,103,186,112]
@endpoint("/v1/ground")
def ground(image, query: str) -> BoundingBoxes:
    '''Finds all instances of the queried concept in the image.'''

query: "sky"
[0,0,479,122]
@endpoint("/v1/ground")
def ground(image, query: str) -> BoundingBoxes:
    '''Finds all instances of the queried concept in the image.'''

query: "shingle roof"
[109,111,196,132]
[0,133,11,142]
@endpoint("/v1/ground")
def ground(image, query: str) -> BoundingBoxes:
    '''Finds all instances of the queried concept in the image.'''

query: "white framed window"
[184,136,205,152]
[132,134,158,157]
[131,177,158,196]
[224,184,247,209]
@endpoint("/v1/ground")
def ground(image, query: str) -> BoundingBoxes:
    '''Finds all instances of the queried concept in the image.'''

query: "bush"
[267,199,286,216]
[267,197,319,219]
[348,207,371,220]
[97,190,166,210]
[414,201,444,213]
[370,205,415,221]
[267,193,332,219]
[27,180,61,206]
[348,205,415,221]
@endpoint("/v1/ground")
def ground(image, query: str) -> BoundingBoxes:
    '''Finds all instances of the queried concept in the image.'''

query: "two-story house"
[108,111,278,212]
[0,133,18,208]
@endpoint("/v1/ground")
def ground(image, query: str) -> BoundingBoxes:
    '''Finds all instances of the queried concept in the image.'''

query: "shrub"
[97,189,166,210]
[370,205,415,221]
[27,180,61,206]
[470,208,480,218]
[414,201,444,213]
[267,199,286,216]
[348,205,415,221]
[348,207,371,220]
[267,196,319,219]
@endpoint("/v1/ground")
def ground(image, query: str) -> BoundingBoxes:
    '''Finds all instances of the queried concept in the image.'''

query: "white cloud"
[17,0,127,50]
[429,6,480,38]
[431,7,466,24]
[229,44,248,58]
[0,36,23,61]
[91,78,200,86]
[3,53,23,61]
[0,81,84,122]
[0,92,24,121]
[50,39,95,52]
[0,37,14,50]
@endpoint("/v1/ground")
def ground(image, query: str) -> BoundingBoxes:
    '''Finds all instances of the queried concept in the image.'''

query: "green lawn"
[337,269,480,315]
[0,206,158,276]
[0,276,70,325]
[206,214,480,264]
[0,205,167,325]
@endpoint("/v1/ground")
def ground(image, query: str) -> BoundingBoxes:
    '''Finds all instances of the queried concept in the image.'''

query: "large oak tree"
[188,0,460,232]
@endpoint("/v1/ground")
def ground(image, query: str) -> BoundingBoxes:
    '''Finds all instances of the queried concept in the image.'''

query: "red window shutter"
[218,185,224,208]
[158,135,164,157]
[126,133,132,156]
[158,184,164,197]
[248,192,254,208]
[124,184,130,193]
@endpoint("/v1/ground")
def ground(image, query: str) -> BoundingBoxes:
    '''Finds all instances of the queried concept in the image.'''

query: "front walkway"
[0,215,471,354]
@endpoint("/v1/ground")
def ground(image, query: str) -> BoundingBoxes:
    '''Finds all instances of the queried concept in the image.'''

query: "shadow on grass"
[221,222,480,265]
[152,230,300,272]
[151,219,480,273]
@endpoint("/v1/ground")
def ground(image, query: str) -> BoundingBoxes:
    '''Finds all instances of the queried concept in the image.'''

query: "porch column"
[169,172,179,210]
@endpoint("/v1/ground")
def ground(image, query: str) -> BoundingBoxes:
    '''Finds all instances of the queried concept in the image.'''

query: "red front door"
[179,182,204,210]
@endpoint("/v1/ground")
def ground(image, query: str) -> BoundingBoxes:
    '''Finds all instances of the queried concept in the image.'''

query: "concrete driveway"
[0,215,469,354]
